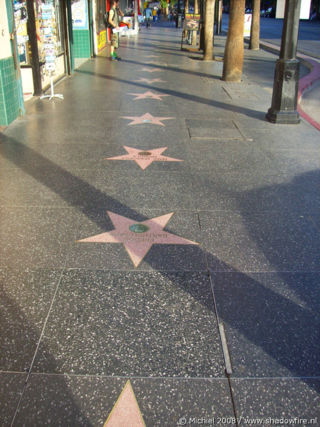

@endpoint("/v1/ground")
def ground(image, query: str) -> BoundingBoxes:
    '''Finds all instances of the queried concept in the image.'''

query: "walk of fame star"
[134,78,166,84]
[104,381,145,427]
[143,55,160,58]
[78,211,198,267]
[105,146,183,170]
[141,67,162,72]
[121,113,174,126]
[128,91,169,100]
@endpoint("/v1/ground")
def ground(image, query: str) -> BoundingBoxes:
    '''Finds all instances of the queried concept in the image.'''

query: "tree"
[250,0,260,50]
[203,0,216,60]
[222,0,245,81]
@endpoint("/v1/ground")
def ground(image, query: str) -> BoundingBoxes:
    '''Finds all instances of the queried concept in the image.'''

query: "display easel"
[38,1,63,101]
[40,74,64,101]
[181,14,201,51]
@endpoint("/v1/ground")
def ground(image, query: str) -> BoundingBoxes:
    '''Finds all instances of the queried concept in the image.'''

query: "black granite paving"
[1,22,319,426]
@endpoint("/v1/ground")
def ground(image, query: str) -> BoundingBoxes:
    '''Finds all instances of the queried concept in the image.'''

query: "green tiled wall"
[73,30,91,58]
[0,57,21,126]
[1,0,25,126]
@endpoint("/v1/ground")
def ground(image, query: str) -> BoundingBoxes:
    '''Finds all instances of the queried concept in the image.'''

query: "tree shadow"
[1,132,319,395]
[238,169,320,314]
[75,69,267,121]
[116,44,191,57]
[0,286,93,425]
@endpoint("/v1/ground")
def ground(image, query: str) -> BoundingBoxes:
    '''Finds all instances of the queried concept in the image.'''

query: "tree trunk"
[222,0,245,81]
[250,0,260,49]
[203,0,215,60]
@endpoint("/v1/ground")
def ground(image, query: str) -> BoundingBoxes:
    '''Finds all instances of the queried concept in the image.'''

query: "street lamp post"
[266,0,301,124]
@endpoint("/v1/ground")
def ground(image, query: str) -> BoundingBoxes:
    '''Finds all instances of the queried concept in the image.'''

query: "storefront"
[13,0,70,96]
[94,0,107,52]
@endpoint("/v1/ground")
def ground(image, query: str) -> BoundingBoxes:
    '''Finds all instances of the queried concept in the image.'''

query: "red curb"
[297,53,320,131]
[260,40,320,131]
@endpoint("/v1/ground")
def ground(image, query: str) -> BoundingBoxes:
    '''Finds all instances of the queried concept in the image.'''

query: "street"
[222,14,320,58]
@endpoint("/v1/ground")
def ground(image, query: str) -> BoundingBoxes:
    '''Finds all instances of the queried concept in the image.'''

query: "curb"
[296,54,320,131]
[251,39,320,131]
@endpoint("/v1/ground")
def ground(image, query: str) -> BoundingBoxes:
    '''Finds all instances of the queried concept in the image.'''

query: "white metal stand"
[40,76,64,101]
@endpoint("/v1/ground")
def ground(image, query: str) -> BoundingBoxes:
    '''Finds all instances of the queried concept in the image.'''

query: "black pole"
[26,0,42,96]
[199,0,205,50]
[266,0,301,124]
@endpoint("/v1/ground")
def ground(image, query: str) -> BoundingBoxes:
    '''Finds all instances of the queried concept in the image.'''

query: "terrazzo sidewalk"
[1,22,319,426]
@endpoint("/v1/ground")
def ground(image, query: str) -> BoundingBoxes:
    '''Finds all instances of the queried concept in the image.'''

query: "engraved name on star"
[78,211,198,267]
[134,78,166,84]
[121,113,174,126]
[128,91,170,100]
[105,146,183,170]
[140,67,163,73]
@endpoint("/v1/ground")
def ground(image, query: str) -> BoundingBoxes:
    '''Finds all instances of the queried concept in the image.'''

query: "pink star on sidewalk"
[78,211,198,267]
[121,113,174,126]
[141,67,163,73]
[134,78,166,84]
[105,146,183,170]
[128,91,170,100]
[104,381,145,426]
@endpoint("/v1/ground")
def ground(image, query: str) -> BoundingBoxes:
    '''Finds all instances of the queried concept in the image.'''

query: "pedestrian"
[152,8,157,22]
[144,4,152,28]
[108,0,124,61]
[157,8,161,21]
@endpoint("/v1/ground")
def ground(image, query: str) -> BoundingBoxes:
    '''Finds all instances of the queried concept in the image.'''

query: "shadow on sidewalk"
[1,133,319,395]
[0,289,92,425]
[76,69,266,120]
[116,44,195,57]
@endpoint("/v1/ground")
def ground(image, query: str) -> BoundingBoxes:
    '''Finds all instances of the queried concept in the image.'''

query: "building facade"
[1,0,109,126]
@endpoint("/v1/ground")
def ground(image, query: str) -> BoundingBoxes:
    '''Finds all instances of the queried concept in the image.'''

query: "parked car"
[265,7,275,18]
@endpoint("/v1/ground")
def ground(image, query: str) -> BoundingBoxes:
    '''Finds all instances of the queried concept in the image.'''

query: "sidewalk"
[1,24,319,426]
[222,16,320,131]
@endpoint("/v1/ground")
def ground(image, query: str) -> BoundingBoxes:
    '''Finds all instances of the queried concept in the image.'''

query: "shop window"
[96,0,106,32]
[13,0,29,64]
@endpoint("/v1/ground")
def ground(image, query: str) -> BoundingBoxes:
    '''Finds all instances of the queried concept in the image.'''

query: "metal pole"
[26,0,42,95]
[134,0,139,31]
[266,0,301,124]
[215,0,222,34]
